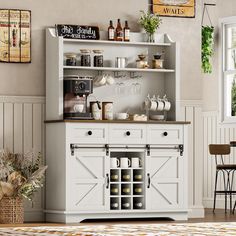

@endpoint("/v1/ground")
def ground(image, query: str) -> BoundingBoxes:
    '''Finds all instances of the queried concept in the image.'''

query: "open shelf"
[63,38,171,47]
[63,66,175,73]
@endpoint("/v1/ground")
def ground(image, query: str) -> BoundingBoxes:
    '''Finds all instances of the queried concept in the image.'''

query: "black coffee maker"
[64,76,93,119]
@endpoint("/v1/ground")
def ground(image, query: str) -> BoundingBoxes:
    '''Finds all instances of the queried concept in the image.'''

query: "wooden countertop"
[45,119,191,125]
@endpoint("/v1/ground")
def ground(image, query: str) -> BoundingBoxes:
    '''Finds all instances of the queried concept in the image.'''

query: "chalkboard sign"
[56,24,100,40]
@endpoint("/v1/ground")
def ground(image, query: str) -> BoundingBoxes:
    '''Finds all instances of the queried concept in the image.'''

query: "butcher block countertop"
[45,120,191,125]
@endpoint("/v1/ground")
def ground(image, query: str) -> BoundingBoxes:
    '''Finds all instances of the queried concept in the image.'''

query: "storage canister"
[102,102,113,120]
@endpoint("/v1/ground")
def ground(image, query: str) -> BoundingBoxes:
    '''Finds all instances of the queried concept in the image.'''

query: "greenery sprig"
[139,10,162,34]
[202,25,214,73]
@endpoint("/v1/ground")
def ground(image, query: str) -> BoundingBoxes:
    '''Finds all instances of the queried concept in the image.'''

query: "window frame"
[220,17,236,123]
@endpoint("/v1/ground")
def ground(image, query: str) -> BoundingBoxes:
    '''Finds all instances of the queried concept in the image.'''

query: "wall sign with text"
[56,24,100,40]
[151,0,195,18]
[0,9,31,63]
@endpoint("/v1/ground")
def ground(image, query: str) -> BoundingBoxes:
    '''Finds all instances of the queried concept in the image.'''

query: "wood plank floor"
[1,209,236,227]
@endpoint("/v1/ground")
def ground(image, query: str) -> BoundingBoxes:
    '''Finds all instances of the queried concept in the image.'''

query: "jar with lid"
[102,102,113,120]
[80,49,91,67]
[64,53,77,66]
[93,50,103,67]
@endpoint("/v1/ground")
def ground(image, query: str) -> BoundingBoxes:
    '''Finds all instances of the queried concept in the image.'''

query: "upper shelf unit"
[64,66,175,73]
[63,38,171,47]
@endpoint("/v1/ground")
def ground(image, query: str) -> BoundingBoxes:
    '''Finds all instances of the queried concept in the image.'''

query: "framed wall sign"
[56,24,100,40]
[0,9,31,63]
[151,0,195,18]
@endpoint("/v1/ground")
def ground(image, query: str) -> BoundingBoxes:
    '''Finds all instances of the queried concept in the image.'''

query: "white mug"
[110,158,120,168]
[94,74,106,86]
[106,75,115,85]
[111,203,119,208]
[131,157,142,168]
[120,158,131,168]
[163,101,171,111]
[156,100,164,111]
[116,113,129,120]
[74,104,84,113]
[148,100,157,111]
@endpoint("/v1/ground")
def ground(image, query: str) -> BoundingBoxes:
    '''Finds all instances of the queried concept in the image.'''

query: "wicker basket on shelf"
[0,197,24,224]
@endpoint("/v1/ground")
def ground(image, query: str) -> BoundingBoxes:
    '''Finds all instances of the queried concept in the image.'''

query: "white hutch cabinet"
[45,28,189,223]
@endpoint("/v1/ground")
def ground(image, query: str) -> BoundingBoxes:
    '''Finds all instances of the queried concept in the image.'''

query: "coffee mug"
[116,113,129,120]
[146,99,157,111]
[131,158,142,168]
[120,158,131,168]
[156,100,164,111]
[110,158,120,168]
[94,74,106,86]
[73,104,84,113]
[163,101,171,111]
[106,75,115,85]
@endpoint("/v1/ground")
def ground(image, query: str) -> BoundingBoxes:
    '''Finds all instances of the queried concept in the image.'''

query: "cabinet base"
[45,211,188,223]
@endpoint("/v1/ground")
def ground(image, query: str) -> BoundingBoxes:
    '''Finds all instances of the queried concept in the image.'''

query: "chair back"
[209,144,230,155]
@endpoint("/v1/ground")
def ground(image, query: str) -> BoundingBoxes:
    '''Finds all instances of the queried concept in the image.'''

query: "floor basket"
[0,197,24,224]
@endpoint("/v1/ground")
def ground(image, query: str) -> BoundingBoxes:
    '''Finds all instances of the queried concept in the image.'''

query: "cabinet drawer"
[66,123,108,144]
[147,125,183,144]
[109,124,146,144]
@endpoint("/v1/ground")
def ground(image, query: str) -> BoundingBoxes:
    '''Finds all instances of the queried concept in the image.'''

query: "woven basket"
[0,197,24,224]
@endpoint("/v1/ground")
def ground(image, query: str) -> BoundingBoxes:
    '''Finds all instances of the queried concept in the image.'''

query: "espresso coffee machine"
[64,76,93,119]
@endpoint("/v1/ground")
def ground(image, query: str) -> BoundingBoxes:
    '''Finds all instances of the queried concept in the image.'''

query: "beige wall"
[0,0,202,99]
[202,0,236,111]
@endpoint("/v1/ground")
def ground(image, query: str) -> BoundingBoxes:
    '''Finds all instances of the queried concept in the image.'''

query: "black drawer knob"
[126,131,131,136]
[163,132,168,136]
[88,131,93,136]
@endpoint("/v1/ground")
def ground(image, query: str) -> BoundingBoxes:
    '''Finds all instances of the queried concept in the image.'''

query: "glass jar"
[80,49,91,67]
[93,50,103,67]
[64,53,77,66]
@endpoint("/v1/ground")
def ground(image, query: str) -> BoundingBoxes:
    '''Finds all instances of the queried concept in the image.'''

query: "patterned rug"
[0,222,236,235]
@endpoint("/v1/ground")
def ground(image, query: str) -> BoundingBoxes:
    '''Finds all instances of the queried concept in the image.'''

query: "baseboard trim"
[24,210,45,222]
[203,198,236,209]
[188,206,205,218]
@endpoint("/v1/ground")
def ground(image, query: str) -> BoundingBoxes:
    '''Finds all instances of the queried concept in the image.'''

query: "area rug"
[0,222,236,236]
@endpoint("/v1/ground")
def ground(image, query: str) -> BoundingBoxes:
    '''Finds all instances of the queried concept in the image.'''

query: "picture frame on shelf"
[151,0,195,18]
[0,9,31,63]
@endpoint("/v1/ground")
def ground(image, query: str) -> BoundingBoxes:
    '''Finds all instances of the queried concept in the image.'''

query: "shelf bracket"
[179,145,184,156]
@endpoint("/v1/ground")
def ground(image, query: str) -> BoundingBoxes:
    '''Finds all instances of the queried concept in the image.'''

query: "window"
[221,17,236,123]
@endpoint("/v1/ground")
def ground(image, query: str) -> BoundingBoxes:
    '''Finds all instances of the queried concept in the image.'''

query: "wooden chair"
[209,144,236,213]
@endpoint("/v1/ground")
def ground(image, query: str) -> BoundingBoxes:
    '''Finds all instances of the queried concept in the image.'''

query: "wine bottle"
[116,19,123,41]
[108,20,115,41]
[124,20,130,42]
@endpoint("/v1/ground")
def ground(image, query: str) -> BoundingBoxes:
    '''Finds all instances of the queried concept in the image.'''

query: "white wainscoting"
[202,111,236,209]
[180,100,204,218]
[0,96,204,221]
[0,96,45,222]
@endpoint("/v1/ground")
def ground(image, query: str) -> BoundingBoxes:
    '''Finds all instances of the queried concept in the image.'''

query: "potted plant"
[0,150,47,223]
[139,10,162,43]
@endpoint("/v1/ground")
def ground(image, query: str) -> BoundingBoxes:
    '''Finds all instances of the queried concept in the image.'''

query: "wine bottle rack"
[109,165,145,210]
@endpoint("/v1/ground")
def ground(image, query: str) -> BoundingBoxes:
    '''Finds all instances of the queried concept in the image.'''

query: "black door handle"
[163,132,168,136]
[126,131,131,136]
[88,131,93,136]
